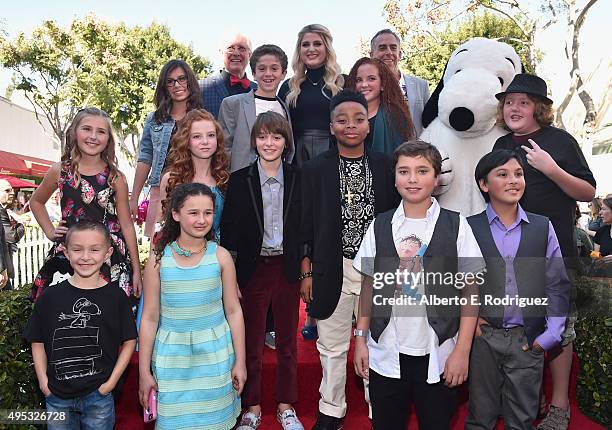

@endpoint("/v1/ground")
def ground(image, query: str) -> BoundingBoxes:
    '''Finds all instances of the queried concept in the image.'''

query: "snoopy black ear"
[421,60,448,129]
[521,62,526,73]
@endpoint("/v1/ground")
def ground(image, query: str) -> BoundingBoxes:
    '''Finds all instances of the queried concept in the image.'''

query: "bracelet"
[298,271,312,281]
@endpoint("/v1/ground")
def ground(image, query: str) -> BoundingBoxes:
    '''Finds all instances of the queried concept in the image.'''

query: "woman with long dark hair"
[129,59,202,238]
[587,197,604,237]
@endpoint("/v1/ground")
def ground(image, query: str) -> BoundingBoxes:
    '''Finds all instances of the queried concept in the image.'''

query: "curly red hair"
[346,57,415,141]
[162,109,230,214]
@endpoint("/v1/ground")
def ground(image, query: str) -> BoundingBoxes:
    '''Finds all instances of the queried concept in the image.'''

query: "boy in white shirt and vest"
[353,140,484,429]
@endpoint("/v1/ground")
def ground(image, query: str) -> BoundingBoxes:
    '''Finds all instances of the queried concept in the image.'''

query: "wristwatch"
[353,329,368,338]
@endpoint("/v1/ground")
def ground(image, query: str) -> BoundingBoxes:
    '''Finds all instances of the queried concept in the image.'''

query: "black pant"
[369,354,457,430]
[266,305,274,332]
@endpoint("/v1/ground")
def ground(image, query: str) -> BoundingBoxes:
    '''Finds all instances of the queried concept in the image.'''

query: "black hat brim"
[495,90,553,105]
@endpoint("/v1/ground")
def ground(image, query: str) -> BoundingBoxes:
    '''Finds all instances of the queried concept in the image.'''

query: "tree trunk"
[555,0,600,134]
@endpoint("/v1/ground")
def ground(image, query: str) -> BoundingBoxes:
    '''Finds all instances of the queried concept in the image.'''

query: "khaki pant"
[316,257,370,418]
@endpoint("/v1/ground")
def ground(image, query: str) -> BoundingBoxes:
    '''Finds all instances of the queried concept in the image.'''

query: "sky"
[0,0,390,100]
[2,0,610,192]
[1,0,610,107]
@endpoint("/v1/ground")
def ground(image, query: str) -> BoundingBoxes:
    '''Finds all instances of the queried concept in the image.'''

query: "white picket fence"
[10,224,148,289]
[12,226,54,289]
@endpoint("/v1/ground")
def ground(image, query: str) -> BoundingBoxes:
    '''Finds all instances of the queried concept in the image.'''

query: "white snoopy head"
[422,37,522,138]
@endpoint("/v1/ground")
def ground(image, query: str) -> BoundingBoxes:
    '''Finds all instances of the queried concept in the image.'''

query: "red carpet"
[116,303,605,429]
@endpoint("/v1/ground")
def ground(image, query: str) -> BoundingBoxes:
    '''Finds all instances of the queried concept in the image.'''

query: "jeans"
[45,389,114,430]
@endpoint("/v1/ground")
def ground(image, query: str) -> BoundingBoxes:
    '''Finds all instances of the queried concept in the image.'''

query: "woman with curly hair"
[278,24,344,165]
[346,57,415,155]
[135,109,230,333]
[157,109,230,239]
[130,59,202,238]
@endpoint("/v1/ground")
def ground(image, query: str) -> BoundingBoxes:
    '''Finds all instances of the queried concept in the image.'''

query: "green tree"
[398,11,531,90]
[383,0,604,135]
[0,15,211,163]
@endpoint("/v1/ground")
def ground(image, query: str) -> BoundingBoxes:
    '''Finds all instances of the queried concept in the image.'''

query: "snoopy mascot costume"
[420,37,522,216]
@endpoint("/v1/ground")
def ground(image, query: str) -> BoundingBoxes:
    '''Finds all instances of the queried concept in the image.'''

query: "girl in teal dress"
[138,183,245,430]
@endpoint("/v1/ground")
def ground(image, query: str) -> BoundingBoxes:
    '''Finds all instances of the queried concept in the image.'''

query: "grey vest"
[467,210,548,346]
[370,208,460,344]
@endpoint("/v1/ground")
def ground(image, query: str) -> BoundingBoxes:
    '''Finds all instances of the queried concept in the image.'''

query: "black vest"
[467,210,549,346]
[370,207,460,344]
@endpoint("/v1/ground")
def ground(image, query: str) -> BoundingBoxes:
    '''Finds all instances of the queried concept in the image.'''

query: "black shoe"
[311,412,342,430]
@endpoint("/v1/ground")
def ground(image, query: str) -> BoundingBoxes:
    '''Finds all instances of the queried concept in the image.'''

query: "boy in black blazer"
[221,112,303,430]
[300,90,399,430]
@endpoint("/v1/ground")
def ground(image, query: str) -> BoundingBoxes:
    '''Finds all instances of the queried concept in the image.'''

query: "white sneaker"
[236,411,261,430]
[277,408,304,430]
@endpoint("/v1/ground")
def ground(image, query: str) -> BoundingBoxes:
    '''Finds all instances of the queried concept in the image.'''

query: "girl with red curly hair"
[346,57,415,156]
[136,109,230,337]
[156,109,230,239]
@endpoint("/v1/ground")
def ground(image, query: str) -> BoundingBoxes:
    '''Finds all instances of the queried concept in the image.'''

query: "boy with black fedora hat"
[495,73,554,104]
[493,73,596,430]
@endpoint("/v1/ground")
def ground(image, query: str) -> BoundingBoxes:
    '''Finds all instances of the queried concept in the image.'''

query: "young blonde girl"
[29,107,141,300]
[138,183,245,429]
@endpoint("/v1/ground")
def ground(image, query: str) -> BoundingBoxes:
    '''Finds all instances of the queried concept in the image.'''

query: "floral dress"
[31,162,133,301]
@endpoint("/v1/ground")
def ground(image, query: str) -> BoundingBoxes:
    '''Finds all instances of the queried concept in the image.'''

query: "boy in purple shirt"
[465,150,570,430]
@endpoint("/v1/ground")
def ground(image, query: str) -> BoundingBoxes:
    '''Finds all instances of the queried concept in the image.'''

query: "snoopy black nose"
[449,107,474,131]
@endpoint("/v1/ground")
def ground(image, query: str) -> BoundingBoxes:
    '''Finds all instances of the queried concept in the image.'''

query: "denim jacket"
[137,112,176,187]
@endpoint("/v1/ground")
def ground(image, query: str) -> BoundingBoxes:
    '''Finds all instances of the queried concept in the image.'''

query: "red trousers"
[241,255,300,406]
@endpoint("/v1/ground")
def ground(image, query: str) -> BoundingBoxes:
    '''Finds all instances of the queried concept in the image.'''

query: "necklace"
[172,239,207,257]
[338,154,374,214]
[305,74,323,86]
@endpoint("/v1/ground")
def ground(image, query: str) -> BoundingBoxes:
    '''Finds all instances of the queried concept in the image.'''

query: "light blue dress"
[136,186,225,341]
[152,242,240,429]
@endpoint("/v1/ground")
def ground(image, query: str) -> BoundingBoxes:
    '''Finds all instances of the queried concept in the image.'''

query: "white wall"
[0,97,60,160]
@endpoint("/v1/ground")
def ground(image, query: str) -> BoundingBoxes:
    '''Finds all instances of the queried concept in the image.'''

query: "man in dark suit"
[0,221,9,289]
[300,91,399,430]
[0,179,25,290]
[200,33,257,118]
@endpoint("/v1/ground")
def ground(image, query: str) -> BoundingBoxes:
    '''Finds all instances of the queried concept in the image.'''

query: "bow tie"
[230,75,251,89]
